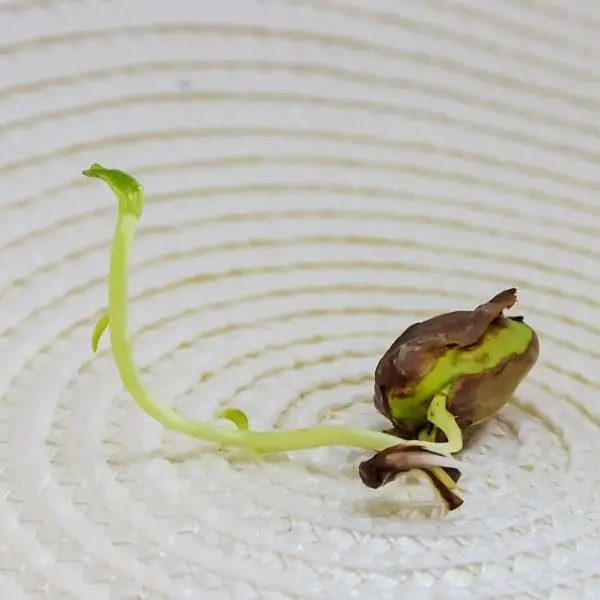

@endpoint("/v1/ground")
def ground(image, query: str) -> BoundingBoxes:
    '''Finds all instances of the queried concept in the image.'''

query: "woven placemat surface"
[0,1,599,599]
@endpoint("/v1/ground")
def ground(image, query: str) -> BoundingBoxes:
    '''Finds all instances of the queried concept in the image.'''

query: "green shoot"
[82,163,459,456]
[426,390,464,454]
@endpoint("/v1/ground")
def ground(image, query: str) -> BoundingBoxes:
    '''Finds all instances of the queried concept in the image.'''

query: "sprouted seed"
[83,164,538,511]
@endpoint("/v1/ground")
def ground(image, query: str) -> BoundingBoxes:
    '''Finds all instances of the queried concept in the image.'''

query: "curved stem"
[426,391,464,454]
[83,164,455,455]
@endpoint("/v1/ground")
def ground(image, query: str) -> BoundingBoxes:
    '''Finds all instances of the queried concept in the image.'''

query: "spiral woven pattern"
[1,1,600,599]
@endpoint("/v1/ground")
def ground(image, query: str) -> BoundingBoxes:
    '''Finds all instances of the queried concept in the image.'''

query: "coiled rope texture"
[0,1,599,599]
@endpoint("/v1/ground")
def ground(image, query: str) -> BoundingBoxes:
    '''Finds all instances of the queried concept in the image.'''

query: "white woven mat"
[1,1,599,599]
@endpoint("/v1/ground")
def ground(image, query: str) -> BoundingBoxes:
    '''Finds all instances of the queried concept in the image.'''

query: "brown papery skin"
[372,288,539,441]
[358,445,464,510]
[447,321,539,434]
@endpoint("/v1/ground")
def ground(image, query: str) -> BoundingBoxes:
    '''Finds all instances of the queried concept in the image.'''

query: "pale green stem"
[84,164,456,455]
[426,391,464,454]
